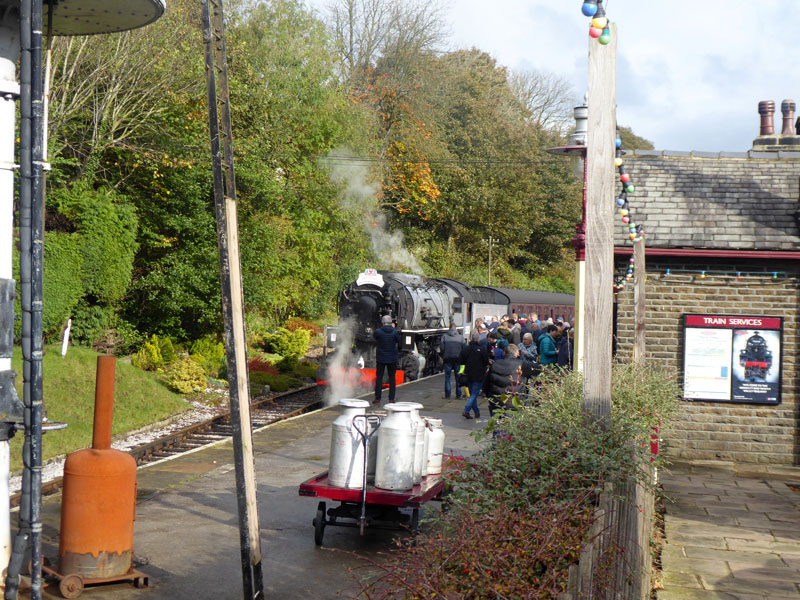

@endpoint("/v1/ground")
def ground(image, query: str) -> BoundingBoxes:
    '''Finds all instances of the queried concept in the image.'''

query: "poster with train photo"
[682,314,782,405]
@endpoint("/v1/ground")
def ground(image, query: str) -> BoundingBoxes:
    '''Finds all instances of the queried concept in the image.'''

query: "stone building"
[613,101,800,464]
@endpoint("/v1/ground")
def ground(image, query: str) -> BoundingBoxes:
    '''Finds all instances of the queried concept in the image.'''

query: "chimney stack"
[782,100,796,135]
[753,99,800,150]
[759,100,775,135]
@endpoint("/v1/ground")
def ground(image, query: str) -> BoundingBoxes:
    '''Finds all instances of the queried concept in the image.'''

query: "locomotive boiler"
[318,269,575,387]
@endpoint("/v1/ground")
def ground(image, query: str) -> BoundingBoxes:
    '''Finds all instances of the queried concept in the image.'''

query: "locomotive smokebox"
[58,355,137,579]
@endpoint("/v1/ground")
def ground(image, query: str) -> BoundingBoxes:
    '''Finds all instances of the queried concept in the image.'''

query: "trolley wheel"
[313,501,326,546]
[59,574,84,599]
[134,576,149,588]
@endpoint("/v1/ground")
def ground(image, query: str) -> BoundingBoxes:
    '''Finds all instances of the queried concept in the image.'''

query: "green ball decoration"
[626,184,635,193]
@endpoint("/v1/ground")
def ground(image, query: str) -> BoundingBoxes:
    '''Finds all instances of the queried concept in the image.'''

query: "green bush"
[296,359,318,379]
[69,300,115,346]
[162,357,208,394]
[51,184,138,305]
[159,337,177,365]
[276,355,299,374]
[13,232,85,341]
[190,336,226,377]
[355,363,681,599]
[249,371,298,393]
[132,335,164,371]
[261,327,310,359]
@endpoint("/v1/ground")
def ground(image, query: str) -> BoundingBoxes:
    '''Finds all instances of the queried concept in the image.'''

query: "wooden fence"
[558,465,655,600]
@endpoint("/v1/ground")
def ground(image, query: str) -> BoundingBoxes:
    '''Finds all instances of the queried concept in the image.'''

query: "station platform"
[23,373,482,599]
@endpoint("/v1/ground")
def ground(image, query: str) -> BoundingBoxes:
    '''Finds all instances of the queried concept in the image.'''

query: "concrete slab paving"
[658,461,800,600]
[16,374,483,599]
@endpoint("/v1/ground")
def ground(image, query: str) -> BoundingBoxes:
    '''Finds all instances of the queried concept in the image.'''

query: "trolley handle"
[352,414,381,442]
[351,414,381,536]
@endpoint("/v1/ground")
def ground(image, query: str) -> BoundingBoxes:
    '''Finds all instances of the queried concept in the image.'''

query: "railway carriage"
[317,269,575,386]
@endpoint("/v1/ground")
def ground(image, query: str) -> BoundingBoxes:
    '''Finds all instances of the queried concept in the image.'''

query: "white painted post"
[60,318,71,357]
[0,7,20,581]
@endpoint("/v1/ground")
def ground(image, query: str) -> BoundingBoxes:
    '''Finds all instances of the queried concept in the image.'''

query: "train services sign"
[682,314,783,405]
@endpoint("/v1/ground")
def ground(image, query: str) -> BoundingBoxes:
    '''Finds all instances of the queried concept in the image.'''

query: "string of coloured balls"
[614,130,644,292]
[581,1,611,45]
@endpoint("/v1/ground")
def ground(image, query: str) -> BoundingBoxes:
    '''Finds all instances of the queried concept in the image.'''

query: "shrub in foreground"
[350,363,680,598]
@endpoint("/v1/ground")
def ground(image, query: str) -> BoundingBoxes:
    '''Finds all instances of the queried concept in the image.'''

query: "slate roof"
[615,150,800,251]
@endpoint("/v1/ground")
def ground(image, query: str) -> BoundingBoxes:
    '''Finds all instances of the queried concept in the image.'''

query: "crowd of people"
[441,313,574,419]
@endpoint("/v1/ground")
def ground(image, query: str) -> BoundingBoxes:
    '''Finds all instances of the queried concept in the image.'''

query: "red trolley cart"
[298,463,457,545]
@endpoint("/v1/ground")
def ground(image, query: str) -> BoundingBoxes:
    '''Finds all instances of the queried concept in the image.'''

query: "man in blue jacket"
[373,315,401,404]
[440,322,465,399]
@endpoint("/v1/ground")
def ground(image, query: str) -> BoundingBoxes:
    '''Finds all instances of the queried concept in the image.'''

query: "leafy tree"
[618,125,654,151]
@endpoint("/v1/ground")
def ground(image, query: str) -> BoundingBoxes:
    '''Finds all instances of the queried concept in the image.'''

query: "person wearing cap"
[373,315,400,404]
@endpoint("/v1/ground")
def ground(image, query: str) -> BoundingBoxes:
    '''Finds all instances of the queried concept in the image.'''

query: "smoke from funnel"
[324,149,422,274]
[323,318,359,407]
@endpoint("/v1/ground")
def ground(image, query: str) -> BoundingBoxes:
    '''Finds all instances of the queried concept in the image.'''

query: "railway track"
[11,384,324,508]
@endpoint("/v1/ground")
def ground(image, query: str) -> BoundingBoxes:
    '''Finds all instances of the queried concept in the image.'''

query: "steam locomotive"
[317,269,575,385]
[739,331,773,381]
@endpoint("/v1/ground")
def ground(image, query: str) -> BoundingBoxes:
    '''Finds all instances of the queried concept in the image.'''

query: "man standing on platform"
[373,315,400,404]
[440,322,465,400]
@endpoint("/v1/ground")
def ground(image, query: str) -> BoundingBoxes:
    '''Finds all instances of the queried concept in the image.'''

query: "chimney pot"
[782,99,796,136]
[759,100,775,135]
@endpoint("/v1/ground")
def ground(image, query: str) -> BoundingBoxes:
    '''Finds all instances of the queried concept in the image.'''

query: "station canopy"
[46,0,166,36]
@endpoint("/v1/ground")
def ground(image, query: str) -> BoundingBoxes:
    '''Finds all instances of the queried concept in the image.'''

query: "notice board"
[683,314,782,405]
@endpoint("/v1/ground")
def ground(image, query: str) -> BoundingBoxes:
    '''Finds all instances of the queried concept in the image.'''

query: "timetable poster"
[683,314,782,405]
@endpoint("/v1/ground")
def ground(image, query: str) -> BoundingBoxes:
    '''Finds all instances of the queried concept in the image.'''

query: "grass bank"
[10,345,190,470]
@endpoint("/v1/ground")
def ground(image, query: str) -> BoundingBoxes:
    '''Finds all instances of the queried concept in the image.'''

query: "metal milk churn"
[328,398,370,488]
[366,416,381,483]
[374,403,416,490]
[394,402,425,483]
[425,418,445,475]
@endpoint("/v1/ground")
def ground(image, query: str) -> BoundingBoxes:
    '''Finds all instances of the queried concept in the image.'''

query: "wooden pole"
[582,24,617,425]
[202,2,264,598]
[633,237,646,365]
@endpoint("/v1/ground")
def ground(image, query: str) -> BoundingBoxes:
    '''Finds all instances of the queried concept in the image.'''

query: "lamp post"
[483,235,499,286]
[547,101,588,371]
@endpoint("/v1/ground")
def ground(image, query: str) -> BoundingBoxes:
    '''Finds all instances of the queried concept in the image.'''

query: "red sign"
[684,315,782,329]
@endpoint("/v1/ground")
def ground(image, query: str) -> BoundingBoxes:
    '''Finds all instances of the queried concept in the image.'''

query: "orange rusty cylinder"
[58,355,138,579]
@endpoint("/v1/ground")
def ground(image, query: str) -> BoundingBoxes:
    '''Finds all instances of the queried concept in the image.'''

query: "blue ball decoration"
[616,197,625,207]
[581,2,598,17]
[615,137,622,149]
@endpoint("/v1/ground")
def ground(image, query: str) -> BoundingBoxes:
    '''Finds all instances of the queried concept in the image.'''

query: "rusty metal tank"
[58,355,137,579]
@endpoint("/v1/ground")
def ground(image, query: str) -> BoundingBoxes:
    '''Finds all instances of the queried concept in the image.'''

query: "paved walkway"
[658,461,800,600]
[14,374,482,599]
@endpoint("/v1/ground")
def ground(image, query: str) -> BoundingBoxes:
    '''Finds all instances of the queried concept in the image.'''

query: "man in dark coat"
[459,331,489,419]
[440,322,466,399]
[485,343,524,416]
[373,315,400,404]
[557,324,572,369]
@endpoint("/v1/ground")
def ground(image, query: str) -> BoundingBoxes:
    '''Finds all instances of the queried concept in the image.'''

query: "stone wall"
[614,257,800,464]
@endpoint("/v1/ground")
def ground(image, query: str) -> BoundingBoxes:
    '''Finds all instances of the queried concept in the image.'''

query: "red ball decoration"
[620,173,630,182]
[622,216,630,224]
[589,26,602,38]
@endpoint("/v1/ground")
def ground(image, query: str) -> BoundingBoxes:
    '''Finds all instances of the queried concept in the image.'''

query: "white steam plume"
[323,318,359,407]
[324,149,422,274]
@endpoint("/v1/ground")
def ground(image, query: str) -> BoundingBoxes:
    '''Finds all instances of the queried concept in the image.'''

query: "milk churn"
[395,402,425,483]
[328,398,370,488]
[374,403,416,490]
[366,416,381,483]
[425,418,445,475]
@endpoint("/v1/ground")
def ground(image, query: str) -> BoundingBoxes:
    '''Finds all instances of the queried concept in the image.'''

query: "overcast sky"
[304,0,799,152]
